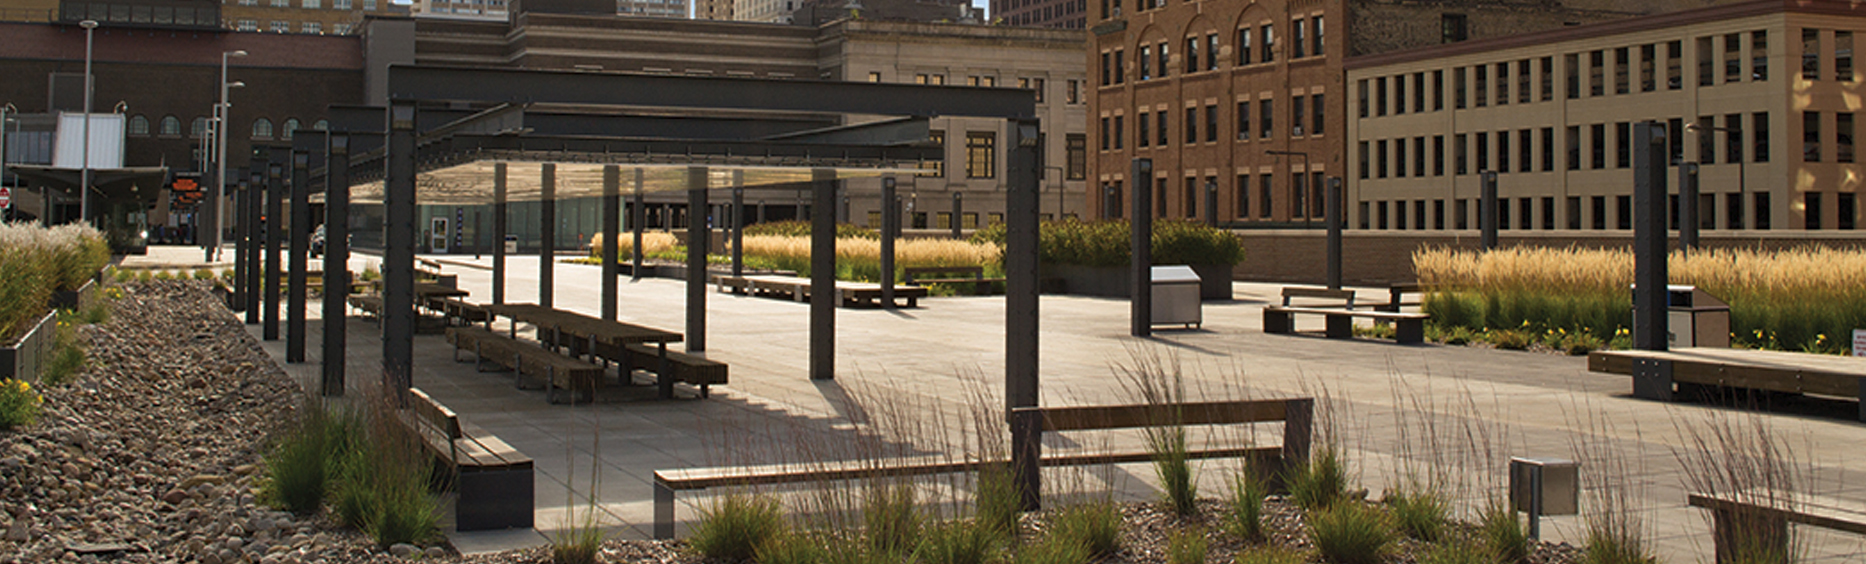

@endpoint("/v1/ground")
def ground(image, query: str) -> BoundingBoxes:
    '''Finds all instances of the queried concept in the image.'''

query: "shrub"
[0,379,43,430]
[1418,538,1495,564]
[586,231,680,259]
[757,531,830,564]
[0,223,107,343]
[1478,500,1530,563]
[745,220,878,239]
[971,219,1244,267]
[41,314,87,386]
[1226,466,1268,542]
[1583,524,1657,564]
[193,268,215,280]
[1234,545,1307,564]
[153,270,173,280]
[1485,328,1535,350]
[1384,482,1448,542]
[1306,502,1392,564]
[551,509,605,564]
[1167,528,1207,564]
[913,519,1005,564]
[689,493,786,561]
[1012,536,1090,564]
[362,457,444,547]
[1047,501,1120,557]
[974,463,1021,541]
[864,481,922,556]
[260,406,340,514]
[1287,447,1349,511]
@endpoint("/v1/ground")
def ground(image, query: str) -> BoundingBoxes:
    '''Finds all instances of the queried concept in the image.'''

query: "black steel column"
[881,177,897,307]
[687,166,708,353]
[1480,171,1499,251]
[809,168,837,380]
[1129,158,1153,337]
[287,145,311,363]
[632,169,645,281]
[951,192,962,238]
[231,175,248,313]
[244,156,263,323]
[1326,177,1342,290]
[731,174,744,277]
[492,163,506,305]
[1680,162,1699,253]
[382,101,418,401]
[264,155,283,341]
[540,164,555,308]
[1634,122,1669,352]
[602,165,620,322]
[322,134,349,397]
[1006,120,1043,511]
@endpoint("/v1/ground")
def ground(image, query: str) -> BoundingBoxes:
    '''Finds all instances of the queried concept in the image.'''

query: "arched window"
[159,115,181,137]
[282,118,300,141]
[191,117,209,138]
[252,118,273,139]
[127,115,150,136]
[312,119,329,131]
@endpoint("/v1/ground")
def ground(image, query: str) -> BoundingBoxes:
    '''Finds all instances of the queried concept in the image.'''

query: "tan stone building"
[1348,0,1866,232]
[0,0,57,21]
[220,0,406,34]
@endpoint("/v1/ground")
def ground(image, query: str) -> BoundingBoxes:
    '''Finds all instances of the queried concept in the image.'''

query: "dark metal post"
[287,145,312,363]
[321,134,349,397]
[1129,158,1153,337]
[1204,178,1219,227]
[881,177,897,307]
[757,200,766,225]
[492,163,506,305]
[264,155,283,341]
[244,156,263,322]
[540,164,555,308]
[1326,177,1342,289]
[951,191,962,238]
[602,165,620,322]
[1634,122,1669,352]
[687,166,708,352]
[632,169,645,281]
[1006,120,1043,511]
[382,101,418,402]
[810,168,837,380]
[1480,170,1499,251]
[732,177,745,277]
[231,174,248,312]
[1679,162,1699,254]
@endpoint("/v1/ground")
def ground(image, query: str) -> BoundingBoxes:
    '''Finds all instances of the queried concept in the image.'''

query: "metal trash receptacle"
[504,235,519,254]
[1631,284,1730,347]
[1151,265,1202,328]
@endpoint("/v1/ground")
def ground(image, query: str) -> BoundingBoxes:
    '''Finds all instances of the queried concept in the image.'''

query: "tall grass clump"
[1234,545,1307,564]
[0,222,109,344]
[270,391,439,548]
[552,416,609,564]
[972,218,1243,267]
[1012,535,1090,564]
[1418,538,1496,564]
[586,231,680,259]
[1226,465,1269,542]
[1306,502,1392,564]
[736,234,1001,281]
[1115,350,1198,516]
[1383,479,1449,542]
[863,481,923,557]
[913,519,1005,564]
[974,463,1021,541]
[1287,446,1349,511]
[1673,408,1809,564]
[259,403,346,513]
[1047,500,1121,558]
[689,493,786,561]
[744,220,878,239]
[1478,499,1530,563]
[1166,527,1208,564]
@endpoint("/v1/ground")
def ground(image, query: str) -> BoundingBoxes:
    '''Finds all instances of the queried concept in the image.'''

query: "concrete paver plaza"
[191,247,1865,563]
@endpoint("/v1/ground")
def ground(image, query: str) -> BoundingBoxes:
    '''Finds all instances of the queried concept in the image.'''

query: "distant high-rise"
[992,0,1083,29]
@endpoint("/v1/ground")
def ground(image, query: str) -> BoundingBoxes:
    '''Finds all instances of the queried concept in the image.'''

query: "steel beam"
[244,155,263,323]
[231,173,248,313]
[1480,171,1499,251]
[687,166,707,353]
[1326,177,1342,289]
[1129,158,1153,338]
[540,163,555,308]
[810,168,836,380]
[383,101,418,403]
[386,65,1038,120]
[288,139,317,363]
[1006,120,1043,511]
[602,165,620,322]
[881,177,896,307]
[492,163,506,305]
[1634,122,1669,352]
[322,135,350,397]
[264,154,283,341]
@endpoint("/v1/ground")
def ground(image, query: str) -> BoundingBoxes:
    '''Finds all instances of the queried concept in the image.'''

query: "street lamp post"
[80,19,97,225]
[1265,150,1311,227]
[215,49,247,261]
[1686,121,1745,229]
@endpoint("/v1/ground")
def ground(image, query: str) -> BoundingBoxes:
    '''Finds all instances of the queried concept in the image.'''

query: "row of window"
[232,19,348,33]
[1359,193,1789,231]
[1097,94,1323,150]
[124,115,326,140]
[234,0,377,10]
[1357,114,1779,180]
[1099,16,1324,86]
[918,130,1089,180]
[880,73,1086,105]
[1002,0,1086,28]
[1096,170,1328,221]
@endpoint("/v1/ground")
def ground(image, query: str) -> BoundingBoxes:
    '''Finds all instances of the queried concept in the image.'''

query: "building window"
[1237,101,1250,141]
[1312,16,1324,57]
[271,0,286,6]
[1804,111,1821,162]
[1519,129,1533,172]
[1842,193,1857,230]
[1590,50,1604,96]
[1137,113,1149,148]
[1565,54,1580,99]
[1186,107,1199,144]
[1312,94,1323,136]
[1495,130,1507,172]
[1566,126,1581,170]
[1591,124,1606,169]
[1066,134,1086,179]
[1698,37,1714,86]
[303,0,319,8]
[1237,174,1250,218]
[1184,177,1198,219]
[1291,96,1305,137]
[1099,54,1110,86]
[1540,127,1553,172]
[127,115,149,136]
[1113,116,1123,149]
[1753,31,1769,80]
[1640,44,1656,92]
[1669,118,1684,166]
[269,20,288,33]
[965,132,995,178]
[1206,34,1219,71]
[1839,112,1855,163]
[190,116,208,138]
[1454,67,1466,109]
[1754,112,1770,163]
[1067,79,1081,104]
[1614,47,1630,94]
[1259,98,1272,139]
[1494,62,1507,105]
[1616,122,1631,168]
[1699,114,1716,165]
[1518,59,1530,103]
[1724,113,1744,163]
[1394,74,1405,114]
[1292,18,1306,58]
[1375,77,1387,116]
[235,19,257,31]
[1803,29,1820,80]
[1358,141,1369,179]
[1156,110,1167,146]
[1473,65,1487,107]
[1433,135,1445,176]
[1186,37,1200,73]
[1259,174,1272,218]
[1433,70,1444,110]
[1205,104,1218,143]
[251,118,272,139]
[313,119,329,131]
[158,115,180,137]
[303,22,320,33]
[1261,25,1274,64]
[1414,137,1426,177]
[1376,140,1388,178]
[967,75,996,87]
[1098,118,1109,151]
[333,23,351,34]
[1138,46,1151,81]
[1667,41,1682,89]
[335,0,351,8]
[1806,192,1823,229]
[868,72,882,83]
[1237,28,1251,66]
[1357,80,1368,117]
[364,0,376,10]
[1157,42,1168,79]
[1441,13,1467,43]
[1838,31,1854,81]
[1454,133,1467,175]
[282,119,300,141]
[1540,56,1553,100]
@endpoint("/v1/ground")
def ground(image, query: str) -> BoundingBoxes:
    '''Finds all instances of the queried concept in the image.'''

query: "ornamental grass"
[0,222,110,343]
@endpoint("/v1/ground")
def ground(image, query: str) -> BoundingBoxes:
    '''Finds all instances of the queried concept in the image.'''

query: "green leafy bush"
[971,219,1244,267]
[745,219,878,239]
[690,493,786,561]
[1306,502,1392,564]
[0,379,43,430]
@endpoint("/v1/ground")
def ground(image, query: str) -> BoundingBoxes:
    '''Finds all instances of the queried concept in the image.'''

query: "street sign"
[173,178,200,192]
[0,187,10,209]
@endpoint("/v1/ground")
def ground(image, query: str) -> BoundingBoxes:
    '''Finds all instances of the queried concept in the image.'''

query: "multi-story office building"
[1349,0,1866,233]
[993,0,1085,29]
[1086,0,1753,226]
[0,0,57,21]
[222,0,407,34]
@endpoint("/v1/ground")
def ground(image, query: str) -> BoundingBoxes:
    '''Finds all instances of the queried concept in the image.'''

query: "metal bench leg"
[1632,358,1674,402]
[657,343,674,400]
[1263,310,1291,333]
[1325,314,1353,339]
[653,482,677,539]
[1395,318,1424,345]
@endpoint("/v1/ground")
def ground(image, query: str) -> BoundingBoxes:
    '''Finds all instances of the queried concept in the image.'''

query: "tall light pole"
[1265,149,1311,227]
[78,19,97,225]
[215,50,247,261]
[1686,121,1745,229]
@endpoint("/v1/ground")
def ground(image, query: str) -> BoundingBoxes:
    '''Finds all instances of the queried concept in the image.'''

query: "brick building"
[220,0,407,34]
[1086,0,1756,226]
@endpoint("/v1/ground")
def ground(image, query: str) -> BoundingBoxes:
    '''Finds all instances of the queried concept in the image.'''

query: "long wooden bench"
[347,295,383,319]
[1588,347,1866,422]
[903,266,1004,295]
[712,274,929,308]
[1689,488,1866,563]
[612,343,726,398]
[1262,286,1428,344]
[432,297,493,327]
[404,388,533,531]
[446,326,606,404]
[651,397,1312,539]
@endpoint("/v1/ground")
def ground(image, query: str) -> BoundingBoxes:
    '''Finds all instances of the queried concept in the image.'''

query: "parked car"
[310,225,326,258]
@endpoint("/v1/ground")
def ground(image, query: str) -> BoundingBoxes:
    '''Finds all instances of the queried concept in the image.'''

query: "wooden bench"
[650,397,1312,539]
[902,266,1005,295]
[404,388,534,531]
[347,295,383,319]
[432,297,492,326]
[1381,282,1425,313]
[611,342,726,398]
[1264,306,1429,344]
[712,274,928,308]
[1588,347,1866,422]
[446,326,606,404]
[1689,489,1866,563]
[416,258,458,287]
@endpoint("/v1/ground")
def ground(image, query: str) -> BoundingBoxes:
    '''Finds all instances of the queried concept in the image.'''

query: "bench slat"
[1031,400,1290,432]
[1689,491,1866,536]
[1266,306,1429,320]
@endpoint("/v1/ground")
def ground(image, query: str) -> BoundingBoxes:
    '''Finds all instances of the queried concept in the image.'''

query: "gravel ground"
[1,280,1585,564]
